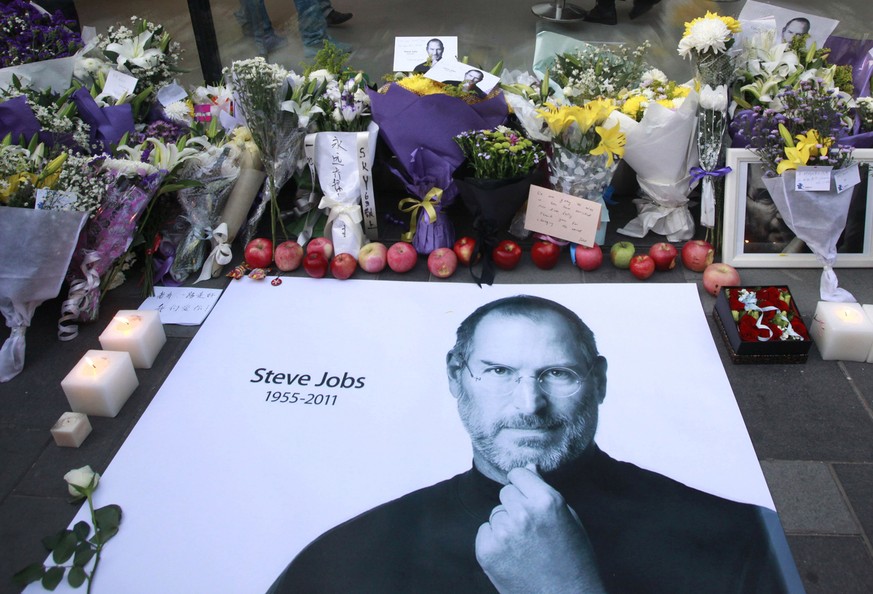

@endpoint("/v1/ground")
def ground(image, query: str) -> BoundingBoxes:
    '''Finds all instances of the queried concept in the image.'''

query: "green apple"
[610,241,636,269]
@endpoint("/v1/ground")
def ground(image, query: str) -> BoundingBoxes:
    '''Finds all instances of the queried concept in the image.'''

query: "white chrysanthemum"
[163,101,193,125]
[678,19,732,57]
[641,68,667,86]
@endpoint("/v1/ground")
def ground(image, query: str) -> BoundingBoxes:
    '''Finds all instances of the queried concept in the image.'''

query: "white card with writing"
[139,287,223,325]
[34,188,78,211]
[103,69,139,100]
[157,82,188,106]
[833,163,861,193]
[795,166,833,191]
[523,185,602,246]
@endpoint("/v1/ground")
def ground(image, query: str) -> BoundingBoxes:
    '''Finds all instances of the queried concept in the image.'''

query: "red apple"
[386,241,417,273]
[274,240,304,272]
[573,244,603,271]
[681,240,715,272]
[609,241,635,269]
[703,263,741,296]
[427,247,458,278]
[648,242,678,272]
[302,252,328,278]
[629,254,655,280]
[453,236,478,266]
[244,237,273,269]
[357,242,388,273]
[492,240,522,271]
[531,240,561,270]
[306,237,334,262]
[330,253,357,280]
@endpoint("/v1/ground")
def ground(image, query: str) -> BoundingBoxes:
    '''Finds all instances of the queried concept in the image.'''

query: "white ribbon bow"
[197,223,233,283]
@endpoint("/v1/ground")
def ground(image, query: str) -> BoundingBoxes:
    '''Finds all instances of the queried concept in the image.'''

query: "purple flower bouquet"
[367,84,507,254]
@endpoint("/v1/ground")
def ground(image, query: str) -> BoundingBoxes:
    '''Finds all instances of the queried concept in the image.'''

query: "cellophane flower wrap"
[169,142,244,283]
[736,80,857,302]
[62,166,166,329]
[0,208,87,382]
[227,58,307,247]
[679,11,741,242]
[616,72,699,241]
[536,98,628,244]
[367,78,507,254]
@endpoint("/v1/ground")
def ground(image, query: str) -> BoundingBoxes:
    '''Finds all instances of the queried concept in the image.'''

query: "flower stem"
[86,495,102,594]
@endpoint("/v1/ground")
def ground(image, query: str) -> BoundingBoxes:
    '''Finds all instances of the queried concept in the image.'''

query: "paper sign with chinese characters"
[523,185,602,246]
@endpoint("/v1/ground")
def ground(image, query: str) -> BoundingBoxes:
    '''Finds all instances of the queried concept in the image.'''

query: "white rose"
[64,466,100,497]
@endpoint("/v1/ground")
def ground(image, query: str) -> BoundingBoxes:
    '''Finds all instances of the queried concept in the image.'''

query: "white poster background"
[31,280,776,593]
[738,1,838,48]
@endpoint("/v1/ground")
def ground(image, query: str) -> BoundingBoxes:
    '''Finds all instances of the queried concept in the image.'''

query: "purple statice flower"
[0,0,83,68]
[132,118,189,146]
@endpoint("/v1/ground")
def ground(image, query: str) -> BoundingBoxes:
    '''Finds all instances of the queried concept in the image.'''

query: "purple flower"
[0,0,83,68]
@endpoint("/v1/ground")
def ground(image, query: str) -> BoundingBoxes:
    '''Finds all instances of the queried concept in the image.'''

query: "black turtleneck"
[268,445,789,593]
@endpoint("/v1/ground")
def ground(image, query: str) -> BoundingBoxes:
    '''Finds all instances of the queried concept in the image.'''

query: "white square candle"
[98,310,166,369]
[810,302,873,362]
[61,350,139,417]
[50,412,92,447]
[864,305,873,363]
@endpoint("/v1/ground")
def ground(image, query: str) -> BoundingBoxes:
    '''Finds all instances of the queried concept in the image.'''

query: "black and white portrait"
[268,294,798,593]
[392,36,458,73]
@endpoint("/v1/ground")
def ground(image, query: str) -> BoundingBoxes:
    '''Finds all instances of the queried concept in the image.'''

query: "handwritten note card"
[523,185,602,247]
[139,287,223,325]
[103,69,139,100]
[833,163,861,193]
[795,166,833,191]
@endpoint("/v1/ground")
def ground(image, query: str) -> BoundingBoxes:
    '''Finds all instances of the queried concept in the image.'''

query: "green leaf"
[42,529,67,551]
[12,563,45,586]
[90,525,119,545]
[73,521,91,541]
[94,504,122,533]
[68,566,88,588]
[73,541,96,567]
[42,566,65,591]
[52,530,78,564]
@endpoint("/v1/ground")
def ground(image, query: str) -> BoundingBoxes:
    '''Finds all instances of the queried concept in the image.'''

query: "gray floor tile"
[833,463,873,541]
[788,535,873,594]
[760,460,859,534]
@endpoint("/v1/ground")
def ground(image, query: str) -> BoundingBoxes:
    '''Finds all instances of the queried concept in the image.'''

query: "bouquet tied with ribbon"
[367,77,507,254]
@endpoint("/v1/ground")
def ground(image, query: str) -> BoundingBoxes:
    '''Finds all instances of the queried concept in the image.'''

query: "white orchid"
[106,29,161,70]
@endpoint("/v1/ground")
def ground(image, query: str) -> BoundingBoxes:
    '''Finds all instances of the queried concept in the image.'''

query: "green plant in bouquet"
[454,126,546,180]
[14,466,122,593]
[551,41,650,104]
[732,79,854,176]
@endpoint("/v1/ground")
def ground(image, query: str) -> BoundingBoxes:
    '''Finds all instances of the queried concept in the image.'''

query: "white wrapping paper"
[617,90,700,242]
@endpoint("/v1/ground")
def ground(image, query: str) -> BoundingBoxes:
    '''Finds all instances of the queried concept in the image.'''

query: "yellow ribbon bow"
[398,188,442,242]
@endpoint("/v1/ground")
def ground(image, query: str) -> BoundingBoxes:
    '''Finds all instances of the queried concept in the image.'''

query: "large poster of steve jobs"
[32,280,802,593]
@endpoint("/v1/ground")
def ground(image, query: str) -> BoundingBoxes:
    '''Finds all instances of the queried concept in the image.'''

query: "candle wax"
[99,309,166,369]
[51,412,92,447]
[810,302,873,362]
[61,350,139,417]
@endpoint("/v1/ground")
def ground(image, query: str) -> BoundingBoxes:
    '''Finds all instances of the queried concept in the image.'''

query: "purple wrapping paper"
[66,170,166,322]
[0,95,41,143]
[824,36,873,98]
[71,87,135,153]
[390,147,459,254]
[367,84,508,253]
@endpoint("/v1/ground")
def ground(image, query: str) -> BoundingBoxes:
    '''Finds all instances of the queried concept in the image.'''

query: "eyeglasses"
[460,359,591,398]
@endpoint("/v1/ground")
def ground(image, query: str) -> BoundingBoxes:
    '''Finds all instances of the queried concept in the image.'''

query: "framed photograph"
[722,148,873,268]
